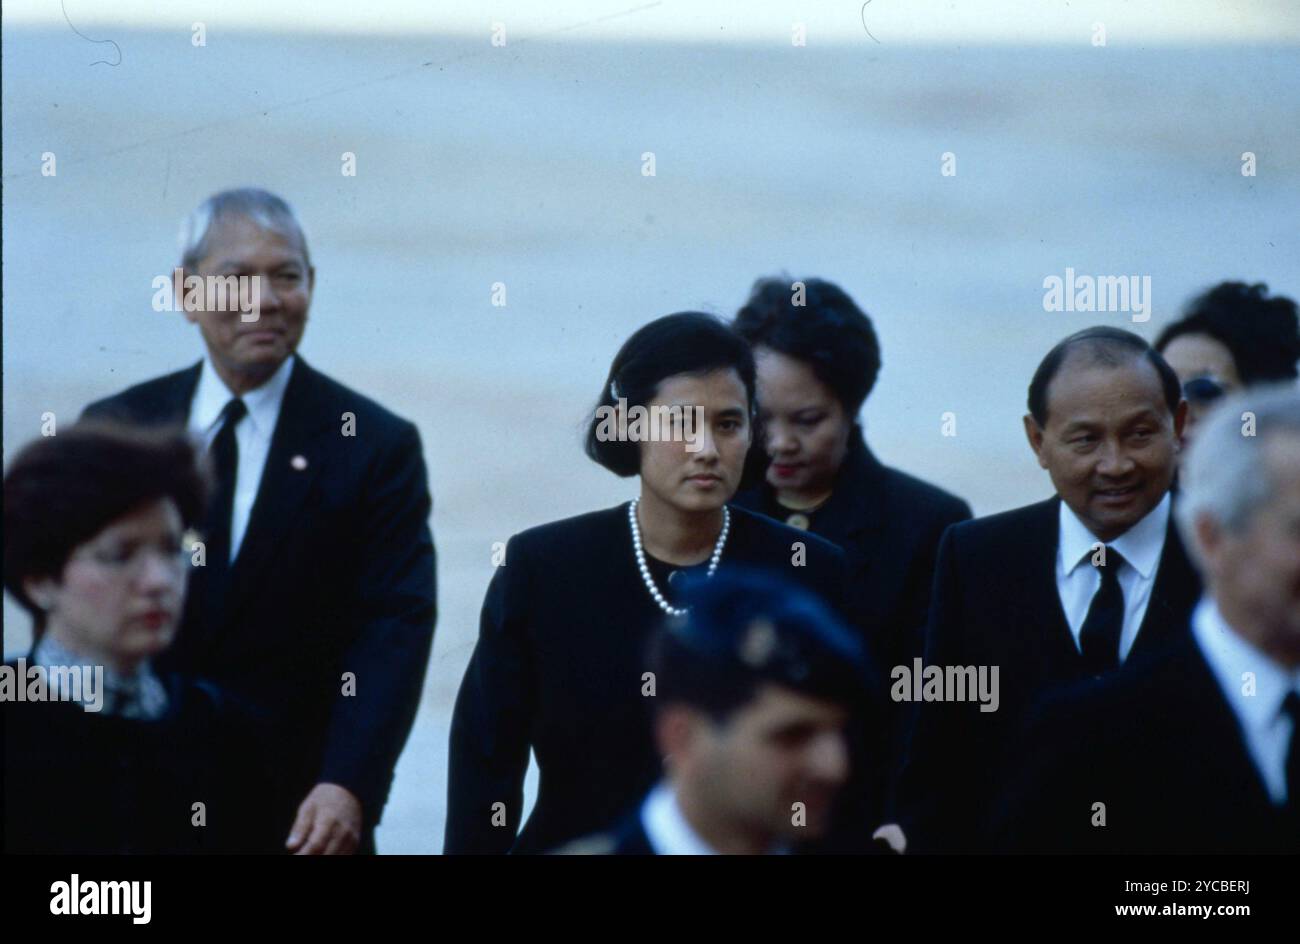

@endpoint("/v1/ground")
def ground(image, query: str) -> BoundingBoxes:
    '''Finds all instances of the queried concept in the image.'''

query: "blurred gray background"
[4,1,1298,852]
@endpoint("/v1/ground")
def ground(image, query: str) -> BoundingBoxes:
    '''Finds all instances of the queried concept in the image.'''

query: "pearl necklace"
[628,498,731,617]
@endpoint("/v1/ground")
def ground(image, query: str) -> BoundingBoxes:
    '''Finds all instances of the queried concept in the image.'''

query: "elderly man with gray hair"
[993,385,1300,853]
[82,188,437,854]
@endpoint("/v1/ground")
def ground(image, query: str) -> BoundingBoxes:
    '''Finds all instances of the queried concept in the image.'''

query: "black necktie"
[204,397,247,575]
[1079,546,1126,675]
[1283,692,1300,822]
[171,397,245,667]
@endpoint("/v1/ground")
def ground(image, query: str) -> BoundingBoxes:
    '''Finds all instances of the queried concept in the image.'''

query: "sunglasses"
[1183,377,1227,405]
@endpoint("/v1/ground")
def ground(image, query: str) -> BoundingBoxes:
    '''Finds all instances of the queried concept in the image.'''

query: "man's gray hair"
[178,188,310,270]
[1175,383,1300,555]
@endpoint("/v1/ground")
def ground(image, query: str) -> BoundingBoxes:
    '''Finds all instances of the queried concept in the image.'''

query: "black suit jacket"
[82,357,437,832]
[2,667,282,854]
[445,503,854,855]
[552,807,658,856]
[992,629,1298,853]
[892,495,1201,853]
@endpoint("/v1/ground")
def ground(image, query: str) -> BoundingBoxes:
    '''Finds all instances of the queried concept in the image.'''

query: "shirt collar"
[189,353,295,438]
[1192,596,1300,730]
[30,635,169,719]
[641,781,720,855]
[639,780,789,855]
[1059,491,1170,579]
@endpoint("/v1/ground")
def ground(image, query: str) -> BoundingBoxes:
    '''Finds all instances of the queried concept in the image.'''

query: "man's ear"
[1023,414,1049,469]
[1172,397,1189,447]
[174,267,200,325]
[306,265,317,299]
[1192,510,1225,575]
[23,575,58,611]
[654,703,700,764]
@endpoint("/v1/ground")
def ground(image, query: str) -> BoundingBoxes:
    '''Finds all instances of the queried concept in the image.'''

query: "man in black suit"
[82,188,436,854]
[892,326,1200,853]
[994,385,1300,853]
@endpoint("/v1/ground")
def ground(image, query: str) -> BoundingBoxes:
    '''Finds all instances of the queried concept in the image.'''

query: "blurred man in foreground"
[559,567,890,855]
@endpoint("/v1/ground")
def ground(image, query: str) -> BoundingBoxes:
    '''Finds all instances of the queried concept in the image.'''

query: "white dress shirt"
[639,781,789,855]
[640,781,720,855]
[187,354,295,563]
[1055,492,1170,662]
[1191,597,1300,804]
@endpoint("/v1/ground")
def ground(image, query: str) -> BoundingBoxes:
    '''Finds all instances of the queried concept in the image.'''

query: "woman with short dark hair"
[733,278,972,653]
[445,312,857,854]
[2,422,278,853]
[1155,280,1300,435]
[731,277,972,780]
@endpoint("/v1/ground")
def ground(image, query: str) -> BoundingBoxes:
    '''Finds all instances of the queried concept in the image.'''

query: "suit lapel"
[1131,518,1199,658]
[1169,635,1277,817]
[1022,497,1081,674]
[168,362,214,656]
[816,436,887,551]
[222,359,332,620]
[1035,496,1199,672]
[150,362,203,426]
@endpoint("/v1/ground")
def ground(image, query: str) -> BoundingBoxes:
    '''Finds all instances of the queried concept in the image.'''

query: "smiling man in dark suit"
[995,385,1300,852]
[82,188,437,854]
[892,326,1201,853]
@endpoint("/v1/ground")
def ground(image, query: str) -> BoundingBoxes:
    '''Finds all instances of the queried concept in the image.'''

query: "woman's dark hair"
[1154,281,1300,385]
[585,312,757,477]
[732,276,882,418]
[1027,326,1182,428]
[3,422,208,632]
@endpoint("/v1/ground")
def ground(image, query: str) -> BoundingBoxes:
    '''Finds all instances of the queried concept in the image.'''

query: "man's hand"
[286,783,363,855]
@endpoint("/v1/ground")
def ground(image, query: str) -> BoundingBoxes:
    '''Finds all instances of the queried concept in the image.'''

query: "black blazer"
[735,429,972,672]
[892,495,1201,853]
[992,630,1298,853]
[2,667,282,854]
[81,357,437,834]
[444,503,853,855]
[553,808,658,856]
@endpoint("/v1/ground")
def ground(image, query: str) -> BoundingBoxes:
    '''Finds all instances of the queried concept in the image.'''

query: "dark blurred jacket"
[3,667,281,854]
[992,631,1298,854]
